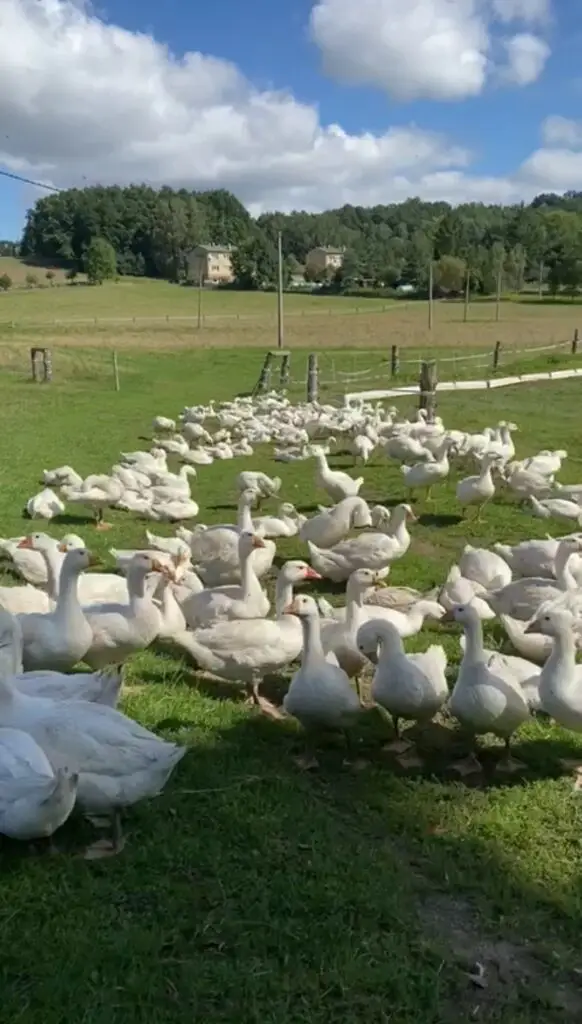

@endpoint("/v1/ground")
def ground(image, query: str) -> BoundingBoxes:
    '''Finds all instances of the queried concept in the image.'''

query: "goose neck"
[556,548,577,590]
[461,617,485,666]
[275,575,294,617]
[240,548,260,600]
[300,614,325,669]
[56,562,83,622]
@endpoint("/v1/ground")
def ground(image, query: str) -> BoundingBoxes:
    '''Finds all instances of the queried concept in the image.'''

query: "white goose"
[401,437,456,501]
[189,489,276,586]
[299,496,371,549]
[83,553,171,668]
[283,595,361,754]
[357,618,448,758]
[173,561,321,712]
[26,487,64,521]
[311,446,363,502]
[307,504,416,582]
[319,569,385,685]
[61,474,123,530]
[456,453,500,519]
[524,608,582,728]
[181,533,270,627]
[0,609,186,857]
[447,604,530,775]
[484,537,582,620]
[0,727,78,843]
[18,547,94,672]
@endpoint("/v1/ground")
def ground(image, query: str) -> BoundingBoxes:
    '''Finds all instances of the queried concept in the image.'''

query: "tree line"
[18,185,582,296]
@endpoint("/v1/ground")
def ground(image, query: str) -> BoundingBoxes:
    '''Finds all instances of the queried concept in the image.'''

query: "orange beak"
[17,536,33,549]
[407,508,418,521]
[304,567,321,580]
[87,552,101,568]
[251,535,266,549]
[284,601,297,614]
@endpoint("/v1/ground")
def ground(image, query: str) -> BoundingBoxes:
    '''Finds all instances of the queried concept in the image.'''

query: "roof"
[309,245,345,255]
[191,244,236,254]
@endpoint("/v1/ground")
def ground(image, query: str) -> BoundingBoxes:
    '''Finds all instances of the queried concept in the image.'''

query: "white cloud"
[0,0,576,220]
[310,0,490,101]
[500,32,550,84]
[541,115,582,149]
[310,0,552,101]
[491,0,550,24]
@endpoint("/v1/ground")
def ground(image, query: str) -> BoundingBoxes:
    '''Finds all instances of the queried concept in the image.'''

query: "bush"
[45,270,56,285]
[0,273,12,291]
[66,268,78,283]
[84,237,117,284]
[25,272,39,288]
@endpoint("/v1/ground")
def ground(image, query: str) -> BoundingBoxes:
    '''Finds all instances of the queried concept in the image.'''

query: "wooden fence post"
[419,360,437,423]
[279,352,290,389]
[307,353,319,403]
[572,328,579,355]
[112,350,120,391]
[253,351,274,396]
[390,344,399,377]
[493,341,501,370]
[31,347,51,383]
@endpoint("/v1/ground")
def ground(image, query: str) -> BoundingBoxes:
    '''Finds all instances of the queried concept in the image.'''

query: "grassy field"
[1,257,582,351]
[1,348,582,1022]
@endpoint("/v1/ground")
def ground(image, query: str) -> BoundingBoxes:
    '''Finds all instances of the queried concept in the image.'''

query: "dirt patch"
[420,891,582,1019]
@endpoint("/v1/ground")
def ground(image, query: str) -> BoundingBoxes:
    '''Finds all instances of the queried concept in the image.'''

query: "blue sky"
[1,0,582,239]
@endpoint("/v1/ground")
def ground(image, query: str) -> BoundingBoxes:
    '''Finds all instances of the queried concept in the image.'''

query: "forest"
[18,184,582,296]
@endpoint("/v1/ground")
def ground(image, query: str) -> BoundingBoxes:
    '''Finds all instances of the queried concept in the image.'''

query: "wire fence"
[270,334,581,404]
[0,303,398,329]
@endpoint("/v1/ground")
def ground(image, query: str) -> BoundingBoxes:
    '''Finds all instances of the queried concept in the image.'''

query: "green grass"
[0,265,393,322]
[1,349,582,1022]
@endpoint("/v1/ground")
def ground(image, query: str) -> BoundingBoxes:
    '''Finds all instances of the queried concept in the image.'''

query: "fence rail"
[0,303,396,329]
[252,330,581,404]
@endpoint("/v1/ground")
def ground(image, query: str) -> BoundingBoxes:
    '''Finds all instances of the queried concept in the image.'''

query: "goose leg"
[426,486,433,503]
[383,715,413,755]
[95,507,112,531]
[496,737,526,774]
[246,677,283,720]
[84,811,126,859]
[449,750,483,777]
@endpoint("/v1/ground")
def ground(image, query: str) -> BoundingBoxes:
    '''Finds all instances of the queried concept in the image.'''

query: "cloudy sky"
[1,0,582,237]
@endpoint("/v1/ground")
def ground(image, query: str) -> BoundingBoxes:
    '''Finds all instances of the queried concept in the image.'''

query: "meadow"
[1,257,582,352]
[1,343,582,1023]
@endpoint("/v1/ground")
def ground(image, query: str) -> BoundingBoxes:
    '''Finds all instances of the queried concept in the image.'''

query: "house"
[187,244,235,284]
[305,246,345,275]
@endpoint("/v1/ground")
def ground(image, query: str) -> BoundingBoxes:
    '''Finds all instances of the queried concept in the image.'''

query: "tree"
[231,234,277,289]
[433,255,466,294]
[84,237,117,284]
[504,244,527,293]
[25,272,38,288]
[0,273,12,291]
[45,270,55,286]
[66,267,78,284]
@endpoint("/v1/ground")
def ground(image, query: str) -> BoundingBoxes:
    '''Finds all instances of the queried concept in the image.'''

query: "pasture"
[1,345,582,1024]
[1,257,582,351]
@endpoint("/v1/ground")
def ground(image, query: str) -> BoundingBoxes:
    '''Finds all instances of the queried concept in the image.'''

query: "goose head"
[280,560,321,585]
[284,594,319,618]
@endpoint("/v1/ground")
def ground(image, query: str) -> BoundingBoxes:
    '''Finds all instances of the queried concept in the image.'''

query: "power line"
[0,167,62,193]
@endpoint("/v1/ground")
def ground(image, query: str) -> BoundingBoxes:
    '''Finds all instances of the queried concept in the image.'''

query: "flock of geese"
[1,392,582,858]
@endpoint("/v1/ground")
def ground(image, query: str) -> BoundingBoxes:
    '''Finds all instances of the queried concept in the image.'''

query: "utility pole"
[197,270,203,329]
[277,231,284,349]
[495,264,503,323]
[428,258,434,332]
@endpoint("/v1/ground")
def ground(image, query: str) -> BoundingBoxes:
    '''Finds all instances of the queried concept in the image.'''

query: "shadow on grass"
[1,704,582,1021]
[418,512,463,528]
